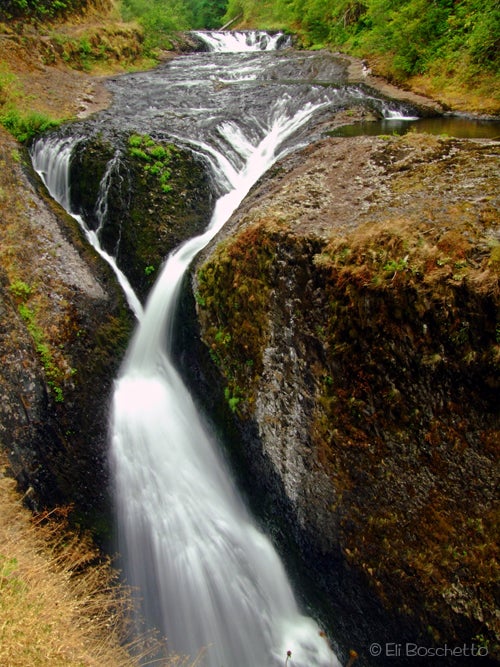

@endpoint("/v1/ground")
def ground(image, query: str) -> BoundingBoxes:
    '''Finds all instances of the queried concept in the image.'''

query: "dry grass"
[0,454,201,667]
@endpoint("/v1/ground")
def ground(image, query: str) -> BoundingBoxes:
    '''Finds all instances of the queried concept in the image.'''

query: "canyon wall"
[192,133,500,663]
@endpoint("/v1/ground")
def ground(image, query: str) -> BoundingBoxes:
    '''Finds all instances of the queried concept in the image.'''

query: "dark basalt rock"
[70,134,213,303]
[189,134,500,665]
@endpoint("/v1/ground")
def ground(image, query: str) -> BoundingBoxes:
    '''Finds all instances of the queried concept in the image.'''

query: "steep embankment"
[0,450,140,667]
[0,1,144,124]
[0,124,134,517]
[193,132,500,663]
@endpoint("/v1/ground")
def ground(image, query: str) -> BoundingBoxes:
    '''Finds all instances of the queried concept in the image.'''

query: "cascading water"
[111,102,341,667]
[110,33,341,667]
[31,136,143,320]
[31,31,421,666]
[192,29,291,52]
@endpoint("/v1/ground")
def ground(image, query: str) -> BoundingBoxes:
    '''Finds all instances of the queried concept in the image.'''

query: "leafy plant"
[0,109,60,143]
[128,133,175,196]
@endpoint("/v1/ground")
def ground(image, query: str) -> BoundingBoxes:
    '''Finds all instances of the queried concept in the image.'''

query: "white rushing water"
[111,97,340,666]
[192,29,291,52]
[29,29,421,666]
[30,136,143,320]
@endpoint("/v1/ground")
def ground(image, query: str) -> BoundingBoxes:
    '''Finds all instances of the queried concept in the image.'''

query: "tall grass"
[0,455,201,666]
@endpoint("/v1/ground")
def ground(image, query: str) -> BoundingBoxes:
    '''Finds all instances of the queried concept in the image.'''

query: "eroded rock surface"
[193,133,500,663]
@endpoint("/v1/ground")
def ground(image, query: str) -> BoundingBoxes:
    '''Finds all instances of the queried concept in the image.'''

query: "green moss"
[127,134,175,195]
[197,223,276,414]
[17,302,65,402]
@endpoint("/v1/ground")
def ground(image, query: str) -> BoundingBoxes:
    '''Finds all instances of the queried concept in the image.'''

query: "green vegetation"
[224,0,499,74]
[128,133,175,193]
[11,280,66,402]
[1,0,498,119]
[0,108,60,143]
[224,0,499,110]
[0,0,94,20]
[196,223,276,416]
[120,0,227,52]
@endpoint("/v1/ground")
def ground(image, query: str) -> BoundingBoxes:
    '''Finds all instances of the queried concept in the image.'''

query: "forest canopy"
[223,0,499,77]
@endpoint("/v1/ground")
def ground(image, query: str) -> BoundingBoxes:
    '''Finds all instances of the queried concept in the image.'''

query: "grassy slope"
[0,0,151,136]
[0,456,146,667]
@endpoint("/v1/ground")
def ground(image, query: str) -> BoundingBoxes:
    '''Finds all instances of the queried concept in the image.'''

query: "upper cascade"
[193,29,291,52]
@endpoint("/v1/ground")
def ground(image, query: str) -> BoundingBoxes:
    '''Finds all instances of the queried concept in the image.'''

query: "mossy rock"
[70,133,213,302]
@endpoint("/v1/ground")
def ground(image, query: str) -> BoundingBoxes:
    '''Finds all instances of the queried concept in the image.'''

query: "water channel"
[30,30,495,667]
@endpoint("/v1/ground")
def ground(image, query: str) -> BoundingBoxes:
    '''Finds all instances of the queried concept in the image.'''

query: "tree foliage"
[0,0,93,20]
[121,0,228,39]
[224,0,500,75]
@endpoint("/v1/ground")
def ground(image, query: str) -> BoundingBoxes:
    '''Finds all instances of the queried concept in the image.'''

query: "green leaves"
[0,0,89,21]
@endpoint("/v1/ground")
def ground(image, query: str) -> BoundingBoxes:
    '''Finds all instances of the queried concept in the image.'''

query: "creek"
[30,31,426,666]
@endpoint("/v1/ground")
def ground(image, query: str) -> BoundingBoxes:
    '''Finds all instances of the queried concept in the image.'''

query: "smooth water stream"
[109,33,340,667]
[30,31,427,666]
[31,136,143,319]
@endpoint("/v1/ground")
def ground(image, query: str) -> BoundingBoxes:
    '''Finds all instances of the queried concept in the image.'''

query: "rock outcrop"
[69,132,212,301]
[192,132,500,664]
[0,128,133,528]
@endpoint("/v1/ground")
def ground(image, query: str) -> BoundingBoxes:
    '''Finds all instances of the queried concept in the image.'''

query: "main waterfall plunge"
[111,109,340,667]
[31,30,420,666]
[110,97,339,667]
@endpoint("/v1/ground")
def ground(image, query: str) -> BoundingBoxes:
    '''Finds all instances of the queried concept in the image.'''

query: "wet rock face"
[0,129,134,527]
[193,134,500,663]
[0,284,51,498]
[70,134,213,302]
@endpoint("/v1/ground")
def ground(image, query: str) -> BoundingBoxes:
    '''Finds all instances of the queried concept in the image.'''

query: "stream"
[31,30,435,666]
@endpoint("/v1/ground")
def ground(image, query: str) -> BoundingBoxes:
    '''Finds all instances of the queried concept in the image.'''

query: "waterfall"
[100,31,339,666]
[31,136,143,320]
[110,95,340,666]
[192,29,291,52]
[29,28,426,666]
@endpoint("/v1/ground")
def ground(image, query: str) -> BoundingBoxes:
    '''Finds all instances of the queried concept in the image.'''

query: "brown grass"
[0,453,202,667]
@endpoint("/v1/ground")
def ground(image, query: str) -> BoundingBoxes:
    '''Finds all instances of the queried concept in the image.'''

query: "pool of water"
[330,116,500,139]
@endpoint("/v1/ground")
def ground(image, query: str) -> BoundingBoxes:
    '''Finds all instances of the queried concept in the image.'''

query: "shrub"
[0,109,60,143]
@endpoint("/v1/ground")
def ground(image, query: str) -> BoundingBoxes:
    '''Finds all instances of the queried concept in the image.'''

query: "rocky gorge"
[0,22,498,667]
[191,130,499,663]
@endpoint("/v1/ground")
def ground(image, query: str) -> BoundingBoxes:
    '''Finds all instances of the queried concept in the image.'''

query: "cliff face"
[0,128,134,526]
[193,132,500,662]
[0,123,213,531]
